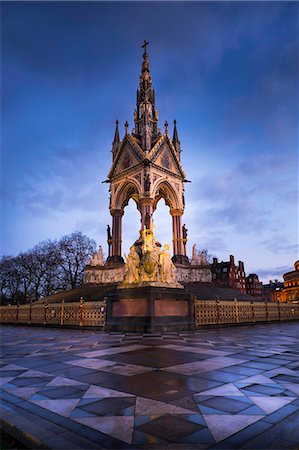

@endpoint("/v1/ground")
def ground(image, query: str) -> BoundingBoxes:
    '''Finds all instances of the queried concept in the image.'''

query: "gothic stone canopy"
[107,41,188,264]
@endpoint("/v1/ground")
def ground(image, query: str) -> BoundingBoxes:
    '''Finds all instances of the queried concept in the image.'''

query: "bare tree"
[0,232,96,303]
[17,252,35,303]
[0,256,23,304]
[57,232,96,290]
[40,240,61,297]
[201,249,214,264]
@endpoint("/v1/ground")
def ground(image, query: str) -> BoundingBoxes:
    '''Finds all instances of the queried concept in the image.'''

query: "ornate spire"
[113,120,120,144]
[139,40,153,105]
[173,120,179,143]
[173,119,181,156]
[112,119,120,159]
[134,41,159,151]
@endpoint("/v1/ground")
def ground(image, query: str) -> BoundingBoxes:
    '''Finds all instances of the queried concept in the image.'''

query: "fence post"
[16,304,19,323]
[216,299,220,325]
[61,300,65,326]
[29,302,32,324]
[251,300,255,322]
[102,296,108,327]
[193,295,199,327]
[44,303,48,325]
[265,301,268,321]
[80,297,84,327]
[278,301,281,321]
[234,298,239,323]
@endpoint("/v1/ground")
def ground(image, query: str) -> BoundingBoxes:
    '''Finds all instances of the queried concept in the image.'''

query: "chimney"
[213,257,218,264]
[230,255,235,265]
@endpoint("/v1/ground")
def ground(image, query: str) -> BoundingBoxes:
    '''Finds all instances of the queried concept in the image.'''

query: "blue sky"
[1,1,298,282]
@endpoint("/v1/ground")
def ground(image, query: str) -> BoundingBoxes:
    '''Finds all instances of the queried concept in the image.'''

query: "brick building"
[210,255,246,293]
[263,280,284,302]
[245,273,263,299]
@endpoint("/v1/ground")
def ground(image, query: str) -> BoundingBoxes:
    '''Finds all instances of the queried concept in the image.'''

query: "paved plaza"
[0,323,299,449]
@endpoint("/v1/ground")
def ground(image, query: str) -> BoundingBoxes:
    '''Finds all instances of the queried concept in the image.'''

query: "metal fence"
[193,299,299,326]
[1,299,298,328]
[0,299,106,328]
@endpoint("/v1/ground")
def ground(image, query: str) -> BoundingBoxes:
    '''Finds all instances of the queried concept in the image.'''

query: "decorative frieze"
[84,266,125,284]
[175,266,212,283]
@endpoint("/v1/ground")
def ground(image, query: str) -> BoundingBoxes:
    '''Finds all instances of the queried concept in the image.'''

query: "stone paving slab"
[0,323,299,449]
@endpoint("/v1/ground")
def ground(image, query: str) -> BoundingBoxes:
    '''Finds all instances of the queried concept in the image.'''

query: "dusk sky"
[1,1,298,282]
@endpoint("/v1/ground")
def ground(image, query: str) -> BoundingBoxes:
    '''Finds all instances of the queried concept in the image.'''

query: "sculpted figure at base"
[191,245,209,265]
[89,245,104,266]
[97,246,104,265]
[142,226,154,253]
[192,244,197,262]
[159,244,176,283]
[124,246,140,284]
[122,227,178,286]
[140,248,159,282]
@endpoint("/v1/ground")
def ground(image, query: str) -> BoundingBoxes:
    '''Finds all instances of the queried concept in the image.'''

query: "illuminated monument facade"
[84,42,213,331]
[107,40,188,266]
[84,42,212,288]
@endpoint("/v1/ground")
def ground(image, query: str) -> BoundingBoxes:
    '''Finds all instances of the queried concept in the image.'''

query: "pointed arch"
[153,179,182,212]
[114,179,141,211]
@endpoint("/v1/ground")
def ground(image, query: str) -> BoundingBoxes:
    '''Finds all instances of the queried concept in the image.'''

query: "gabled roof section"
[108,134,144,179]
[147,133,186,179]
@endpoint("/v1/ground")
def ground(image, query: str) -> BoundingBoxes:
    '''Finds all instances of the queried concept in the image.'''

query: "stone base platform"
[106,286,195,333]
[84,263,212,285]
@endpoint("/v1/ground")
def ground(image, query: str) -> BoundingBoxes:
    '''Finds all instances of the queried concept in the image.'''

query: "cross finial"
[142,40,149,55]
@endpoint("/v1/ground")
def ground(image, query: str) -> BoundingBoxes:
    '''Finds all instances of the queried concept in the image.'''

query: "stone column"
[171,210,189,265]
[140,198,154,231]
[107,209,124,265]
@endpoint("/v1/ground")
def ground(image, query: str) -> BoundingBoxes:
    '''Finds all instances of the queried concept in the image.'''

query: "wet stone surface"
[0,323,299,449]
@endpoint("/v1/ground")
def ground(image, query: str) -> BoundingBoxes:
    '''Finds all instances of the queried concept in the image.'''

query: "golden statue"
[121,227,180,288]
[141,226,154,253]
[159,243,176,283]
[124,246,140,284]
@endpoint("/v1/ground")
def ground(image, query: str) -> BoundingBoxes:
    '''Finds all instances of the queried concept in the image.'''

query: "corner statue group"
[123,227,177,286]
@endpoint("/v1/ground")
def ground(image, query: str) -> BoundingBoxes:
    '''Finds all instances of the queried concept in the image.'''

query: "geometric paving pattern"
[0,323,299,448]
